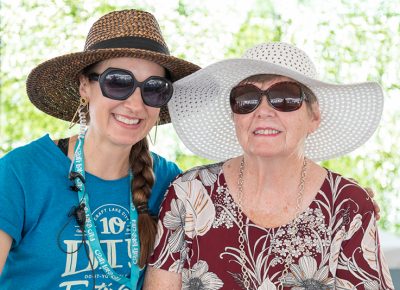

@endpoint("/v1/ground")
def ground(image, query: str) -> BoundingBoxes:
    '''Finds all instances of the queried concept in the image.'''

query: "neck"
[240,154,307,201]
[71,131,132,180]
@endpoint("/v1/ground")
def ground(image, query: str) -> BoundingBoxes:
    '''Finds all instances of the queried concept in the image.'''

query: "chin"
[110,134,144,147]
[247,149,282,158]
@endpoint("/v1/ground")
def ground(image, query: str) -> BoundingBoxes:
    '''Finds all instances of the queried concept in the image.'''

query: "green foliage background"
[1,0,399,233]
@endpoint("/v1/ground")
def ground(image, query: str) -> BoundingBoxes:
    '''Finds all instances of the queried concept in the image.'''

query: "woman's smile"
[113,113,140,125]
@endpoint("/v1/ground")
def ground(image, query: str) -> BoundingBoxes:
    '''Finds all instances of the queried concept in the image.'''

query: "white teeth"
[114,114,139,125]
[254,129,280,135]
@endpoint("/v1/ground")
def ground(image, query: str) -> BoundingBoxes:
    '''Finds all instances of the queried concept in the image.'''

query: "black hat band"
[87,36,170,55]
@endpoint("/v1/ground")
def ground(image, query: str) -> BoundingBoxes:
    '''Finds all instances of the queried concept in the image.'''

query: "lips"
[114,114,140,125]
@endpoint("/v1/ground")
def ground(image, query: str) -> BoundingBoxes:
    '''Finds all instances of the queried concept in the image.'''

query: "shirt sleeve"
[334,187,394,290]
[0,155,25,247]
[149,153,182,216]
[148,175,189,273]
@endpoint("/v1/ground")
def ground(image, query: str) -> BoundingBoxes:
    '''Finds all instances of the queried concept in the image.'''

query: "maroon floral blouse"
[149,163,394,290]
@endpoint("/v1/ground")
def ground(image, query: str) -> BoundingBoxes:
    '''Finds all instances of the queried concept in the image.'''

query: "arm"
[334,193,394,289]
[0,156,24,275]
[143,266,182,290]
[0,229,12,274]
[146,174,190,289]
[364,187,380,220]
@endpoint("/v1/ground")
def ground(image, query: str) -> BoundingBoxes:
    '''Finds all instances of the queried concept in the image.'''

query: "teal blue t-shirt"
[0,135,181,289]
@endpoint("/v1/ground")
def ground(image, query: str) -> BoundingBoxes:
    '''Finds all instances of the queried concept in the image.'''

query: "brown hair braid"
[129,138,157,268]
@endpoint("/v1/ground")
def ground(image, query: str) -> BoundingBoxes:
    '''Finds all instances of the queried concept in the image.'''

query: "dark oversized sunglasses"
[230,81,307,114]
[88,67,173,108]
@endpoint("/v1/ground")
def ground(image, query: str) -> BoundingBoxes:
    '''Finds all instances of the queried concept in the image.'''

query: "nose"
[123,87,146,111]
[255,95,276,117]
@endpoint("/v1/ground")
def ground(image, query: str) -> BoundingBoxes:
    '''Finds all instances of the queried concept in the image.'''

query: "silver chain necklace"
[236,157,308,290]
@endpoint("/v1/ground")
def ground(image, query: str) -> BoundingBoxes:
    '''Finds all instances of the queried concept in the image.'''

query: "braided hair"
[129,138,157,267]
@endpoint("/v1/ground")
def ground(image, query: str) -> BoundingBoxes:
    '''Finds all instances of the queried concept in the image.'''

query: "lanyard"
[71,136,141,289]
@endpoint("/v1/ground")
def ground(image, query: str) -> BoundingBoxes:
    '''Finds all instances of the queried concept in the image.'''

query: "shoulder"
[151,152,181,174]
[325,170,372,199]
[323,170,374,214]
[183,162,224,175]
[151,151,181,185]
[173,162,223,185]
[0,134,69,182]
[148,152,181,214]
[0,135,51,165]
[160,162,222,214]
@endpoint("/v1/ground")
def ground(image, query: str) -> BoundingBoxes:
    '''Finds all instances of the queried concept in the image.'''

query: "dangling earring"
[68,97,89,174]
[69,97,89,138]
[148,117,160,145]
[77,97,89,139]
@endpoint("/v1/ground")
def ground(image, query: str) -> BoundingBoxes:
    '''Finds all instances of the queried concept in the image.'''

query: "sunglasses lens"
[268,82,303,112]
[103,70,134,100]
[230,82,304,114]
[230,85,261,114]
[142,77,173,107]
[96,69,173,107]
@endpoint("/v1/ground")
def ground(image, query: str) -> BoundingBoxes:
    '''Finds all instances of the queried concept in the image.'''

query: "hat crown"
[242,42,317,78]
[84,10,169,53]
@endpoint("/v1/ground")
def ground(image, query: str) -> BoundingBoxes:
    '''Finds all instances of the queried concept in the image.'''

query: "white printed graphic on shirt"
[59,204,131,289]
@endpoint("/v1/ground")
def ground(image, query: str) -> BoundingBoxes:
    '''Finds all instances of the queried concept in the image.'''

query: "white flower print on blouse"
[182,260,223,290]
[258,278,278,290]
[164,198,186,253]
[281,256,335,289]
[173,177,216,238]
[181,164,221,186]
[213,185,237,229]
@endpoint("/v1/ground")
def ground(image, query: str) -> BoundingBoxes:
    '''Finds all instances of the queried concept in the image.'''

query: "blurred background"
[1,0,399,283]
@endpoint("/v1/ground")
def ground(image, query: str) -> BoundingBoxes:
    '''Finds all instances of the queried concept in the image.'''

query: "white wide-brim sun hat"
[168,42,384,161]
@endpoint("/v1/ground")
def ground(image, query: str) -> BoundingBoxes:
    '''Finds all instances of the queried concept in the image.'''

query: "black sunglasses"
[230,81,307,114]
[87,67,173,108]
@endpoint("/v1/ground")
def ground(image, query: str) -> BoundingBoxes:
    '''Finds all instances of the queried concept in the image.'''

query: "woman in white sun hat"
[144,42,394,289]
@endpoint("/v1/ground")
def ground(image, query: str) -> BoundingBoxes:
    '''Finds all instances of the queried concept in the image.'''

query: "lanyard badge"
[70,136,141,289]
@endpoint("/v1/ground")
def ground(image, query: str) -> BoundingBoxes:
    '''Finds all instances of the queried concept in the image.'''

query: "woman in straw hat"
[144,42,394,289]
[0,9,199,289]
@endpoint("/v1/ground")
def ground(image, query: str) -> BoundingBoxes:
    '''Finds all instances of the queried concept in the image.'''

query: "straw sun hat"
[26,9,200,124]
[169,42,384,161]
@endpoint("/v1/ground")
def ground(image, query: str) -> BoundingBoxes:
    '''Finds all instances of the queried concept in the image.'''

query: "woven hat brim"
[169,58,384,161]
[27,48,200,124]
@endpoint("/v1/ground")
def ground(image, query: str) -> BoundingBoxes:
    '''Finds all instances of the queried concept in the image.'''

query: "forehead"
[247,76,295,90]
[95,57,165,74]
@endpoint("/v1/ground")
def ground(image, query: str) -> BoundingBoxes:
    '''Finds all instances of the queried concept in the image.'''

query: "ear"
[79,74,91,100]
[308,103,321,134]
